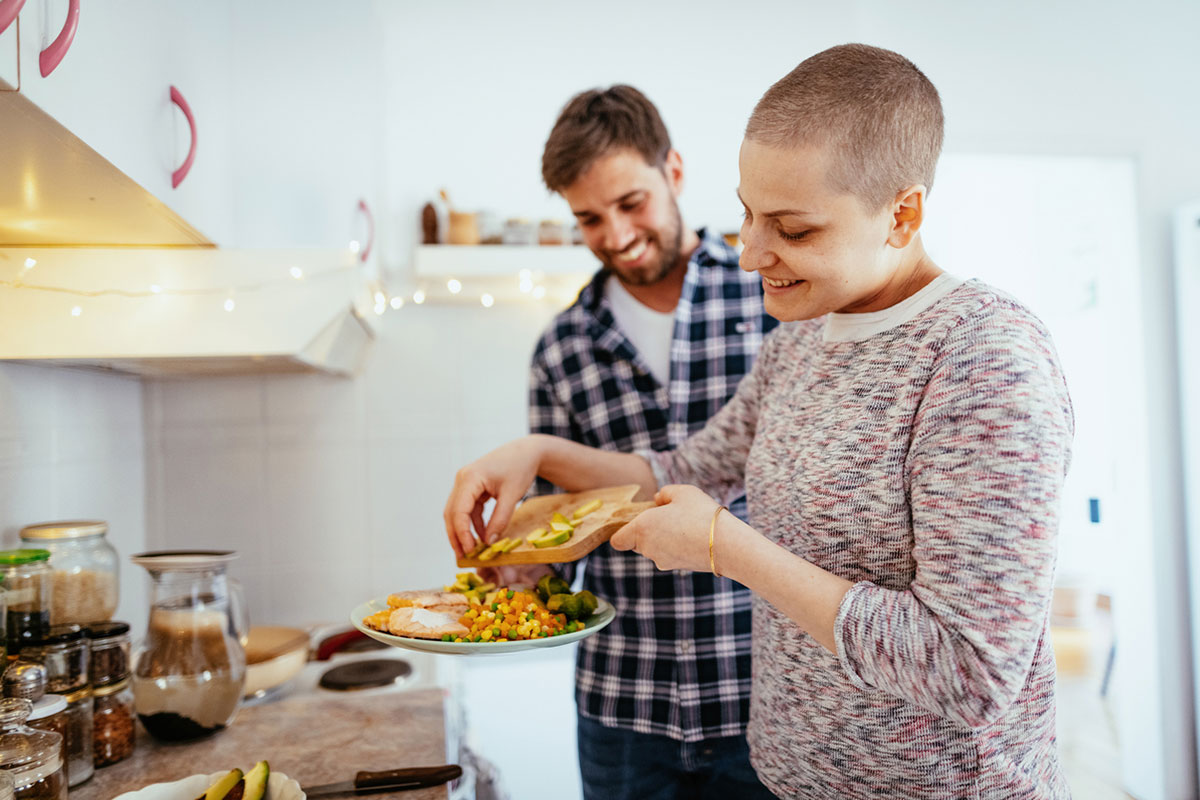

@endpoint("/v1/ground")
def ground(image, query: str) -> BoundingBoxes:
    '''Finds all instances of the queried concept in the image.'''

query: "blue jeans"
[577,715,777,800]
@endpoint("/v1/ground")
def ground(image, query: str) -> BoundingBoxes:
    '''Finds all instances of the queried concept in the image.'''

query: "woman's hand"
[443,436,544,557]
[609,484,721,573]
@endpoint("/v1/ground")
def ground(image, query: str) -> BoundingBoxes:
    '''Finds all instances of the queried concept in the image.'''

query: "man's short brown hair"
[746,43,944,211]
[542,85,672,193]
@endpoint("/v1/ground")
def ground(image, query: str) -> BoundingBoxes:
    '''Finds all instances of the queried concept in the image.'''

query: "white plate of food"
[350,586,615,656]
[113,766,301,800]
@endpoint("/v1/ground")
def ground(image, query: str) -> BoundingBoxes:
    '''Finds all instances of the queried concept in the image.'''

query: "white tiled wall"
[0,362,150,634]
[143,302,559,629]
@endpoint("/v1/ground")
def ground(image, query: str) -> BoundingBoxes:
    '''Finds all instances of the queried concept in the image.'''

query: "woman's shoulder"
[925,279,1056,350]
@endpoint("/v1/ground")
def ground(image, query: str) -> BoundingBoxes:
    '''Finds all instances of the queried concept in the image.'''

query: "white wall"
[0,363,149,634]
[376,3,1200,797]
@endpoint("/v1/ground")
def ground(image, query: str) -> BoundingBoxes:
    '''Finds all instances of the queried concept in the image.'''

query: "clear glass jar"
[19,522,118,627]
[0,553,51,658]
[0,586,7,662]
[91,680,134,768]
[0,698,67,800]
[19,627,87,697]
[0,766,14,800]
[83,622,130,688]
[26,696,68,788]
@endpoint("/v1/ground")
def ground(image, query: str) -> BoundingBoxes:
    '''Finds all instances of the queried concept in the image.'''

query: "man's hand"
[609,484,720,573]
[443,436,544,557]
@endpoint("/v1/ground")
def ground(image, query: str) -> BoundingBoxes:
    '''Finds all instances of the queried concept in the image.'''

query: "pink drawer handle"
[0,0,27,37]
[38,0,79,77]
[169,85,197,188]
[358,199,374,262]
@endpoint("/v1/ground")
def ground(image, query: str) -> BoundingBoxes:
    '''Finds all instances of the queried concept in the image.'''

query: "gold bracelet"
[709,505,728,577]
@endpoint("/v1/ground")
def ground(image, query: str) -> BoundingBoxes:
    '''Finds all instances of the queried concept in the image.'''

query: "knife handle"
[355,765,463,790]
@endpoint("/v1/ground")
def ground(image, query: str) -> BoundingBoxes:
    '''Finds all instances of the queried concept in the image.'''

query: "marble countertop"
[71,688,457,800]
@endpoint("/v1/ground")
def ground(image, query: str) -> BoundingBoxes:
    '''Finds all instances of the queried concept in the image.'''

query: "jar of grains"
[82,623,130,689]
[19,523,118,627]
[90,680,133,768]
[0,698,67,800]
[19,627,92,788]
[0,552,52,658]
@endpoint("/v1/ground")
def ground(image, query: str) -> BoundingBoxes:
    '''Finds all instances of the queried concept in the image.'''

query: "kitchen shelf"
[413,244,598,277]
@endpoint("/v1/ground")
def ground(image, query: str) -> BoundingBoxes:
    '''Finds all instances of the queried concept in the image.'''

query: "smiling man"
[530,86,777,800]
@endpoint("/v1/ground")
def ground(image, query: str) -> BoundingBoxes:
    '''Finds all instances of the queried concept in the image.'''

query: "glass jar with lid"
[19,627,92,788]
[19,522,118,627]
[0,698,67,800]
[91,680,134,768]
[0,552,51,658]
[83,622,130,688]
[0,766,14,800]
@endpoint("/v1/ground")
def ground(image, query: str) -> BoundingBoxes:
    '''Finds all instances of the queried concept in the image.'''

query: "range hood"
[0,80,375,377]
[0,247,375,376]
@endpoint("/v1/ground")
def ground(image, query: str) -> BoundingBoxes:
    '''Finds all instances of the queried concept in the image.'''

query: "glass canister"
[131,551,247,742]
[19,627,92,788]
[90,680,133,768]
[19,523,118,627]
[0,553,51,658]
[0,698,67,800]
[83,623,130,689]
[0,766,14,800]
[26,696,68,787]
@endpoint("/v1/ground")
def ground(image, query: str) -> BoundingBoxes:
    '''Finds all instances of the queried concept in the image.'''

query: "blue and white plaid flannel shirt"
[528,228,778,742]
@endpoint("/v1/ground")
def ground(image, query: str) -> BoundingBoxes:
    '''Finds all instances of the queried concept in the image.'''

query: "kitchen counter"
[72,688,458,800]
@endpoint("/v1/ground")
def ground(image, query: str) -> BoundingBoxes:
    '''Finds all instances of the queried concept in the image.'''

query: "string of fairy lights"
[3,248,579,321]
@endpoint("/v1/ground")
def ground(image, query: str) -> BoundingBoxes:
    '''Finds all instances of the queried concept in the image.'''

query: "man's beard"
[601,201,685,287]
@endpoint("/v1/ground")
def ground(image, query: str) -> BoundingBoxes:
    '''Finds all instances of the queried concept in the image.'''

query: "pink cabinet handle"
[169,85,197,188]
[0,0,27,37]
[358,199,374,262]
[38,0,78,77]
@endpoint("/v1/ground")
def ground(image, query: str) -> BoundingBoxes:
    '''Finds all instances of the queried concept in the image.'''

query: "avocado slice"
[242,761,270,800]
[531,529,571,548]
[195,769,243,800]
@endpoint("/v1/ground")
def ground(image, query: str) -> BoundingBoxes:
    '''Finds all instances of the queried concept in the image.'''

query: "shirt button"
[735,321,749,333]
[678,641,691,654]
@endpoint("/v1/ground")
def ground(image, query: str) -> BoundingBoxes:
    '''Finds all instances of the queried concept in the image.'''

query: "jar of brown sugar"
[91,680,134,768]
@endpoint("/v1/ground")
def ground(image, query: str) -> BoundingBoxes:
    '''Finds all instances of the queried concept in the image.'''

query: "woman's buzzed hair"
[746,43,944,211]
[542,85,672,193]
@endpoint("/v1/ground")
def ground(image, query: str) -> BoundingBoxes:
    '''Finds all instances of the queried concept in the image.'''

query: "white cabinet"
[6,0,383,256]
[226,0,383,267]
[14,0,235,243]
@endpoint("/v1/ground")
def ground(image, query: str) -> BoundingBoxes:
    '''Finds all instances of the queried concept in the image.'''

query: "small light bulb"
[374,303,387,316]
[447,279,462,294]
[289,266,304,280]
[413,289,426,305]
[390,296,404,310]
[481,293,494,308]
[224,298,236,312]
[518,269,532,281]
[532,286,546,299]
[519,277,533,293]
[150,284,163,294]
[349,240,361,254]
[23,258,37,269]
[70,306,82,317]
[374,290,386,306]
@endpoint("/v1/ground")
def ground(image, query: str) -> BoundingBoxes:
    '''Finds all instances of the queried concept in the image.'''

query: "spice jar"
[0,553,51,658]
[0,698,67,800]
[90,680,133,768]
[19,523,118,627]
[19,627,92,787]
[26,696,69,786]
[83,623,130,689]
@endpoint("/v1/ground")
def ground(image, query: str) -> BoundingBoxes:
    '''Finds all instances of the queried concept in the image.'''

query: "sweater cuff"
[635,448,671,491]
[834,580,874,691]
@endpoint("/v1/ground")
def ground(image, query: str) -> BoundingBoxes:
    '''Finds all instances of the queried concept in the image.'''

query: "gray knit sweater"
[650,279,1074,799]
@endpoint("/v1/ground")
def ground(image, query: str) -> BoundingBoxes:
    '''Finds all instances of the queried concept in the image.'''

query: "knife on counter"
[301,766,463,796]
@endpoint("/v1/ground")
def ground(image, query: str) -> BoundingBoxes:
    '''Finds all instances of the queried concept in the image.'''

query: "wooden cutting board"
[456,485,653,567]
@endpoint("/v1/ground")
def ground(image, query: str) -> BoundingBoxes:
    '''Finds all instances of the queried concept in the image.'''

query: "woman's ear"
[888,184,926,248]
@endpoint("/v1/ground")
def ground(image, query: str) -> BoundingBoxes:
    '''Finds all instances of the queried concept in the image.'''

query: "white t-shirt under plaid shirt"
[529,229,778,742]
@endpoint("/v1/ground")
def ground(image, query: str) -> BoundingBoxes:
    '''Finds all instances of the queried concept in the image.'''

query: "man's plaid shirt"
[529,229,778,743]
